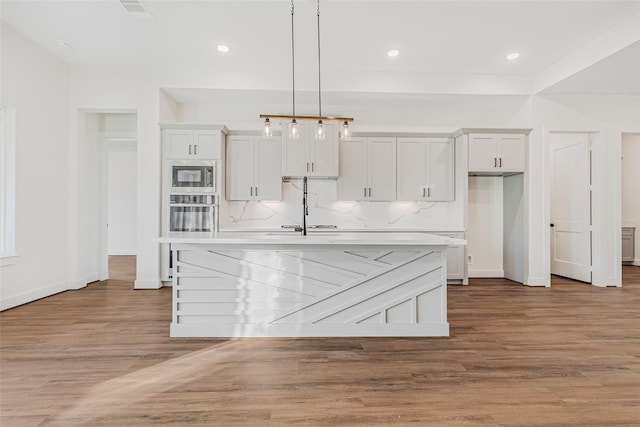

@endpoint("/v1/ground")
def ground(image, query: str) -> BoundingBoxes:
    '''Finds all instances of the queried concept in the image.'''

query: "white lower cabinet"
[226,135,282,201]
[396,137,454,201]
[338,137,396,201]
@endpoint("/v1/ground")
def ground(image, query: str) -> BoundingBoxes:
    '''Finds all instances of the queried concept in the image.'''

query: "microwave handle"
[206,167,214,188]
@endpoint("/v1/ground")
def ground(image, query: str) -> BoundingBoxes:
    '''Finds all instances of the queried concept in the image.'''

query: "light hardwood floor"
[1,259,639,426]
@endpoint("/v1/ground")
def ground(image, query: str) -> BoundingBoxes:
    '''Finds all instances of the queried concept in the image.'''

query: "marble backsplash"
[220,180,461,231]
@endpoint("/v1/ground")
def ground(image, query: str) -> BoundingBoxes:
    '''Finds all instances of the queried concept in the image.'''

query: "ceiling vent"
[119,0,154,20]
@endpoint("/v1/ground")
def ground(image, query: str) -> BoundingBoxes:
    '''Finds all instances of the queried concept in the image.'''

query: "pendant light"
[260,0,353,139]
[263,117,272,138]
[287,0,299,139]
[341,121,351,141]
[314,0,325,141]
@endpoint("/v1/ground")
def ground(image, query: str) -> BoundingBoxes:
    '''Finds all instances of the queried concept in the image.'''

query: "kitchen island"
[158,232,464,338]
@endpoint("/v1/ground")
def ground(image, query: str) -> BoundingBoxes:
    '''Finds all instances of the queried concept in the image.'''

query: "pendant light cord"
[317,0,322,118]
[291,0,296,118]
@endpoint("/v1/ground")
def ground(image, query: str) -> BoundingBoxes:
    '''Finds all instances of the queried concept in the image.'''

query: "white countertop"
[158,231,466,246]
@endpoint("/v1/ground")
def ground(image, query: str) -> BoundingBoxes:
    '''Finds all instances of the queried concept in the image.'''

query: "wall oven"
[169,194,218,233]
[171,161,216,192]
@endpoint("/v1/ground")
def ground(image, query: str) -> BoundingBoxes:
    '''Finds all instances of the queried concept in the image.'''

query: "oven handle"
[169,203,215,207]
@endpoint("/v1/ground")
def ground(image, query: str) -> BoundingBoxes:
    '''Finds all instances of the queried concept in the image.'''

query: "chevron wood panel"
[170,244,449,337]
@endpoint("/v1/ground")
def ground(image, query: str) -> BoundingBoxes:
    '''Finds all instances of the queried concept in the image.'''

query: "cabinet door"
[310,122,338,177]
[497,134,525,172]
[368,137,396,201]
[193,131,221,159]
[338,138,367,201]
[164,130,194,159]
[426,138,454,201]
[468,134,498,172]
[396,138,427,201]
[282,122,310,176]
[226,135,255,200]
[255,137,282,201]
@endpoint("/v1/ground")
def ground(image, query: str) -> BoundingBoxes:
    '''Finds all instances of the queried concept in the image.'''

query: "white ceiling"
[1,0,639,94]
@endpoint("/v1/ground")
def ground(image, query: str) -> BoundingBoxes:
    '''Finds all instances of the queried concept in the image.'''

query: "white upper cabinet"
[338,137,396,201]
[468,133,525,173]
[163,129,221,159]
[226,135,282,201]
[396,137,454,202]
[282,121,338,177]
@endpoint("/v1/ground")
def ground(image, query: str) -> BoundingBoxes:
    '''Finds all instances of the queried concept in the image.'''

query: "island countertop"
[158,231,466,247]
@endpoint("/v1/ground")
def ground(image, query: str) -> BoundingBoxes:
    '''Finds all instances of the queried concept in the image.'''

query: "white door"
[550,133,592,282]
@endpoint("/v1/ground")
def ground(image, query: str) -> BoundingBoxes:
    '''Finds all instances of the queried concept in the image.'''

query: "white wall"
[622,133,640,265]
[69,67,159,289]
[0,23,71,309]
[467,177,504,277]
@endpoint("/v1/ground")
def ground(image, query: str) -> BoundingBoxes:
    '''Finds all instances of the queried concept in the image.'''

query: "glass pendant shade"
[263,118,272,138]
[288,119,300,139]
[341,121,351,141]
[315,120,326,141]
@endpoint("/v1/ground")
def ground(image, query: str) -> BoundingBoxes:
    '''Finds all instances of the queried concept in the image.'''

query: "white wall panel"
[467,177,504,277]
[0,23,71,309]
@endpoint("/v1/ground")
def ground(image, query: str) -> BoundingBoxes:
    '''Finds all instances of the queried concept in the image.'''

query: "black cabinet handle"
[550,224,555,227]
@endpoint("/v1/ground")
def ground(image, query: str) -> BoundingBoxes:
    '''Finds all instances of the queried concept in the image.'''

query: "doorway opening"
[81,111,137,284]
[621,132,639,269]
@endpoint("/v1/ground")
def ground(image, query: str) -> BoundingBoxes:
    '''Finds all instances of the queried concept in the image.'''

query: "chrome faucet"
[302,176,308,236]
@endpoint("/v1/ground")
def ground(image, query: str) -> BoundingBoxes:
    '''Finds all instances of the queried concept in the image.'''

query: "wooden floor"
[1,259,639,426]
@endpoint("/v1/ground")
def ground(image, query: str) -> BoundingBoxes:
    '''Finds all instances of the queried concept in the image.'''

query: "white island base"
[162,233,460,338]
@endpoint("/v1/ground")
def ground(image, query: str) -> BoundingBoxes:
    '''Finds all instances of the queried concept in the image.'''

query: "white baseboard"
[108,250,137,256]
[134,278,162,289]
[633,259,640,267]
[468,269,504,278]
[1,280,71,311]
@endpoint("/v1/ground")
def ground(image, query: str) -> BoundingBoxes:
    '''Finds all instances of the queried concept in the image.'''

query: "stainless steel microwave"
[171,161,216,192]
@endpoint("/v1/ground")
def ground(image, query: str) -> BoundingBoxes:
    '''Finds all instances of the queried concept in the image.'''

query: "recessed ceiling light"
[506,52,520,61]
[387,49,400,57]
[217,45,230,53]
